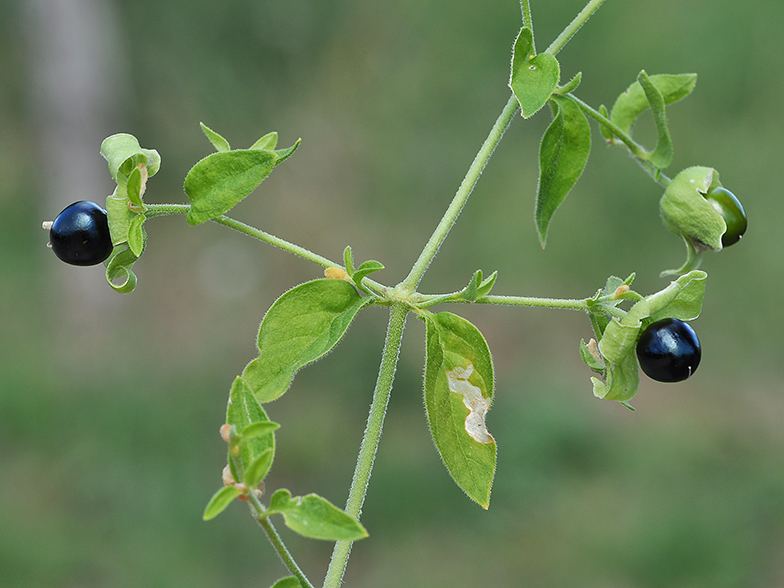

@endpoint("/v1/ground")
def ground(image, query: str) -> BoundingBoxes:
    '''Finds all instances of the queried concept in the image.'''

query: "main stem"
[322,303,408,588]
[401,94,519,291]
[545,0,607,55]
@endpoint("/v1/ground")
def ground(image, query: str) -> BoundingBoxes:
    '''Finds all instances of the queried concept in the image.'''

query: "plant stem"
[545,0,607,56]
[143,203,388,295]
[247,492,315,588]
[322,302,408,588]
[521,0,533,32]
[477,294,627,318]
[401,94,519,291]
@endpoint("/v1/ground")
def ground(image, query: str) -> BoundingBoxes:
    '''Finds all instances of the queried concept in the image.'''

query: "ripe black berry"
[636,318,701,383]
[49,201,114,266]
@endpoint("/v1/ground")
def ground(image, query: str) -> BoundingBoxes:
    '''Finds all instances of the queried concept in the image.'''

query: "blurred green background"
[3,0,784,586]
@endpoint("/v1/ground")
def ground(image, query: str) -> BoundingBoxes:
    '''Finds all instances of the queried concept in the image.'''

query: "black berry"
[49,201,114,266]
[636,318,701,383]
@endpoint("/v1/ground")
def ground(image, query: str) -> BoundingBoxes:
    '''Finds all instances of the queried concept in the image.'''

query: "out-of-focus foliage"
[3,0,784,586]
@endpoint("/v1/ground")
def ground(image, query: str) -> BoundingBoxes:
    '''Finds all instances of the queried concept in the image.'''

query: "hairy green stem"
[144,203,388,295]
[401,94,519,291]
[521,0,533,33]
[322,303,408,588]
[247,492,315,588]
[477,294,627,319]
[545,0,607,56]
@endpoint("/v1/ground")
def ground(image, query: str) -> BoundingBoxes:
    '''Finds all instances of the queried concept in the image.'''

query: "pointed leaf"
[475,271,498,299]
[241,421,280,439]
[243,448,274,488]
[424,312,496,509]
[352,260,384,286]
[250,131,278,151]
[203,485,242,520]
[535,95,591,247]
[557,72,582,95]
[462,270,482,302]
[200,122,231,152]
[510,28,560,118]
[343,246,355,276]
[242,280,372,403]
[184,150,277,225]
[273,139,301,166]
[267,489,368,541]
[610,73,697,137]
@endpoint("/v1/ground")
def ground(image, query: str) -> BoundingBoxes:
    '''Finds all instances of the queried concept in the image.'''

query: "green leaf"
[598,104,613,141]
[241,421,280,439]
[475,271,498,299]
[646,270,707,323]
[127,214,146,257]
[273,139,301,167]
[610,73,697,137]
[352,260,384,288]
[637,71,673,169]
[250,131,278,151]
[270,578,302,588]
[100,133,161,184]
[126,166,144,209]
[579,338,605,373]
[423,312,496,509]
[509,27,560,118]
[104,244,139,294]
[267,489,368,541]
[203,485,242,521]
[200,122,231,152]
[242,280,372,403]
[184,150,277,225]
[227,377,275,482]
[535,95,591,247]
[462,270,482,302]
[243,448,274,488]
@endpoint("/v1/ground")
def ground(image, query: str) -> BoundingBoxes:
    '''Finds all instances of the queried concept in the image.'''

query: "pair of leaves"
[242,279,374,403]
[455,269,498,302]
[609,72,697,169]
[423,312,496,509]
[585,270,707,402]
[184,123,300,226]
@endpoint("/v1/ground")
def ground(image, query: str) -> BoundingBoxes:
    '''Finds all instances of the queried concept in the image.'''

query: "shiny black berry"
[49,201,114,266]
[636,318,701,383]
[705,186,747,247]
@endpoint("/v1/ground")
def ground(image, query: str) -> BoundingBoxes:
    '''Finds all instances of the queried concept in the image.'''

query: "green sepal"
[423,312,496,509]
[126,166,145,209]
[610,73,697,137]
[127,214,147,257]
[104,244,139,294]
[242,280,373,403]
[509,27,560,118]
[475,271,498,299]
[226,377,275,484]
[660,166,726,252]
[579,338,605,373]
[535,95,591,247]
[270,578,302,588]
[105,187,137,246]
[591,350,640,402]
[637,70,673,169]
[100,133,160,185]
[203,485,242,521]
[200,122,231,152]
[266,489,368,541]
[272,139,301,166]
